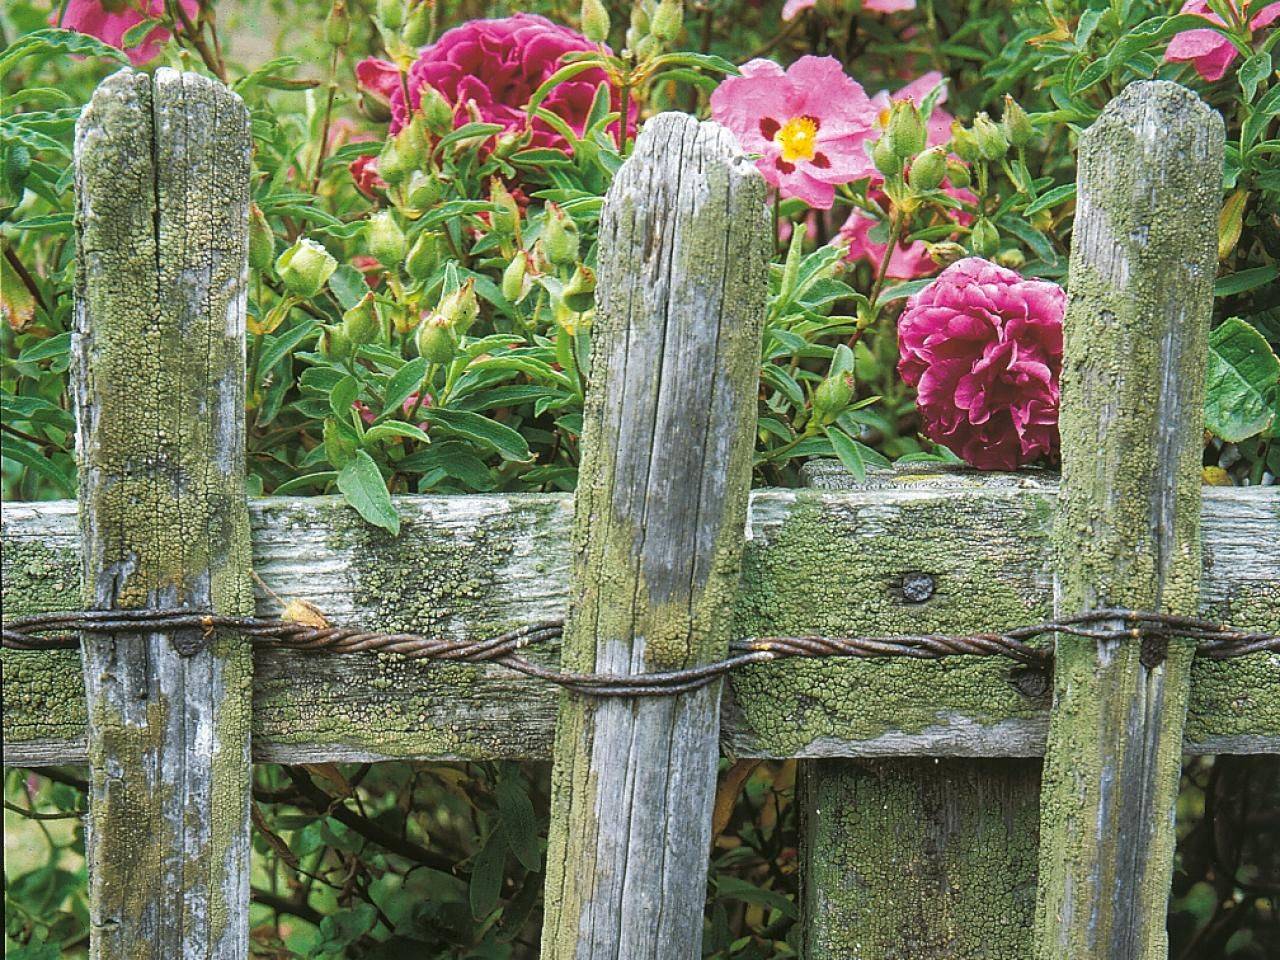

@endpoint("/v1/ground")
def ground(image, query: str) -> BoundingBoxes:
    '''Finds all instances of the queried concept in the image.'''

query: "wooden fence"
[2,67,1277,960]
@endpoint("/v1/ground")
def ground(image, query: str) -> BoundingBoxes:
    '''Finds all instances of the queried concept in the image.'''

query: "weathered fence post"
[795,466,1043,959]
[1035,81,1224,959]
[73,68,254,958]
[540,113,769,958]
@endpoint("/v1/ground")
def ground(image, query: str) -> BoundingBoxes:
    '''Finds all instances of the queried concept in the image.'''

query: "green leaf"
[328,264,368,311]
[330,375,359,419]
[0,29,128,80]
[714,876,797,920]
[364,420,430,445]
[1215,265,1279,298]
[381,357,429,417]
[257,321,319,376]
[1239,52,1271,103]
[1204,317,1280,442]
[120,18,163,50]
[496,765,541,872]
[469,828,507,918]
[824,427,867,482]
[428,409,531,461]
[0,439,74,495]
[1022,182,1076,217]
[17,332,71,364]
[271,471,337,495]
[526,60,605,119]
[336,451,400,535]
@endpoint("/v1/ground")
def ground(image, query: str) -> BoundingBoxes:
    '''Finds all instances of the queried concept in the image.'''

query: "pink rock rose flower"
[1165,1,1280,81]
[898,258,1065,470]
[783,0,916,19]
[54,0,197,65]
[710,56,878,209]
[356,14,630,152]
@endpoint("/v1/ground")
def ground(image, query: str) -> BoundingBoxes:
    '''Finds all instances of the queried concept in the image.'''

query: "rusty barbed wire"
[3,607,1275,698]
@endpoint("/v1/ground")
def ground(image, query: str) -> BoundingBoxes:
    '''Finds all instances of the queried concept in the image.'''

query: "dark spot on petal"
[811,152,831,169]
[759,117,781,140]
[775,158,796,174]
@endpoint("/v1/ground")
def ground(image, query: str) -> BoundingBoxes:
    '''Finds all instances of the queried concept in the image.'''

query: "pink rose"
[55,0,197,65]
[1165,1,1280,81]
[783,0,916,19]
[356,14,631,152]
[898,258,1065,470]
[710,56,878,209]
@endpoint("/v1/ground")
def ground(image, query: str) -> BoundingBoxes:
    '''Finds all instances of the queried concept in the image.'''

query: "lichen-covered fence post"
[539,113,769,958]
[793,466,1043,959]
[72,69,254,959]
[1035,81,1224,959]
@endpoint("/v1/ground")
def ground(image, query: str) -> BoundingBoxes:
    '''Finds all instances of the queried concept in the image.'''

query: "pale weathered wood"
[1035,81,1225,960]
[539,113,769,959]
[72,68,253,960]
[3,479,1276,765]
[796,463,1043,958]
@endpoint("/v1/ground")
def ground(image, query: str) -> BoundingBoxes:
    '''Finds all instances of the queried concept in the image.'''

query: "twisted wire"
[3,607,1275,698]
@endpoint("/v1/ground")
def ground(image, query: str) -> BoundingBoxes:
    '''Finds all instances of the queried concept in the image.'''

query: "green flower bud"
[320,322,354,362]
[812,372,854,426]
[872,135,901,180]
[405,231,441,281]
[909,146,947,192]
[543,204,580,266]
[502,251,531,302]
[324,417,358,468]
[886,100,927,159]
[949,122,981,164]
[418,83,455,136]
[970,218,999,258]
[415,313,457,364]
[248,203,275,273]
[626,3,650,48]
[405,170,443,210]
[1002,95,1034,149]
[325,0,351,47]
[403,0,432,47]
[581,0,610,43]
[971,112,1007,162]
[562,263,597,312]
[276,238,337,298]
[376,0,403,30]
[925,241,967,268]
[366,211,407,267]
[944,158,971,189]
[995,247,1026,270]
[489,177,520,236]
[650,0,683,42]
[341,292,380,346]
[377,136,412,186]
[438,277,479,332]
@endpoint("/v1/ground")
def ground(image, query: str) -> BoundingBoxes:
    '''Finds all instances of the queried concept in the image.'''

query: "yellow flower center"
[775,116,819,164]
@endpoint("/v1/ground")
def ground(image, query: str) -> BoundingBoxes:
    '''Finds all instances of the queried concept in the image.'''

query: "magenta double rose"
[898,258,1065,470]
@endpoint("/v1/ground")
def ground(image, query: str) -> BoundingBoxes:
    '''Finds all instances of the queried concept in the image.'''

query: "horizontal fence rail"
[5,479,1278,767]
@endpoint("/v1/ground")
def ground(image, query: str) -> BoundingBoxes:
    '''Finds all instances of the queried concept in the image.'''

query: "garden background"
[2,1,1278,957]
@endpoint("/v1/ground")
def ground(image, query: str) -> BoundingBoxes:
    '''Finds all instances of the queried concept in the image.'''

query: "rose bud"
[562,263,597,312]
[995,248,1027,270]
[248,203,275,273]
[366,211,406,267]
[405,170,444,210]
[972,112,1008,161]
[945,158,972,189]
[320,323,354,362]
[438,277,479,332]
[405,231,441,281]
[582,0,610,43]
[812,372,854,426]
[325,0,351,48]
[970,218,999,258]
[1002,95,1034,149]
[489,177,521,236]
[376,0,404,30]
[276,238,337,298]
[416,312,457,364]
[403,0,432,46]
[873,135,901,180]
[908,146,947,192]
[342,292,381,346]
[949,122,981,164]
[419,83,455,137]
[926,241,968,267]
[650,0,684,42]
[502,251,531,302]
[886,99,927,159]
[377,136,412,186]
[543,204,580,266]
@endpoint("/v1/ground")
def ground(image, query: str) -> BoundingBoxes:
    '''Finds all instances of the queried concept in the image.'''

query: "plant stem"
[3,244,49,314]
[309,45,343,193]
